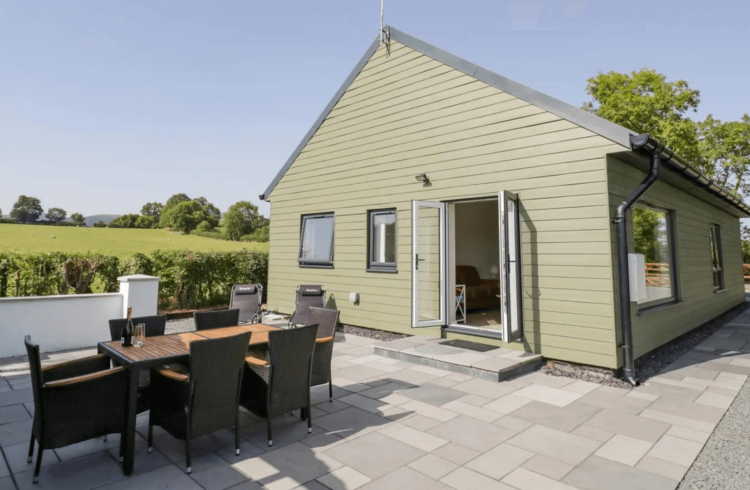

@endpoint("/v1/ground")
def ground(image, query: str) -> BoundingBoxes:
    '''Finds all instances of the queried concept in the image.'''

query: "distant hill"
[84,214,120,227]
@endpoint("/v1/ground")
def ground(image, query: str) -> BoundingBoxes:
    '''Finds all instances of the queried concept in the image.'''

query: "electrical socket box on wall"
[349,292,359,303]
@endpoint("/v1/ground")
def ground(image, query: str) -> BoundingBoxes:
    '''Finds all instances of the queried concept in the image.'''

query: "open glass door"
[412,201,446,327]
[499,191,523,342]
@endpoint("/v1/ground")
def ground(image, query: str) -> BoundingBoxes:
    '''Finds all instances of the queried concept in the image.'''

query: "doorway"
[411,192,523,342]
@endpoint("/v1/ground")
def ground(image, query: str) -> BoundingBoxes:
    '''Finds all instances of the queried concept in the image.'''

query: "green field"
[0,223,268,257]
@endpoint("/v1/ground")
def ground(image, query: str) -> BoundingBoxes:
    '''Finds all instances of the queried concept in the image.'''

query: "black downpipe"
[616,134,663,386]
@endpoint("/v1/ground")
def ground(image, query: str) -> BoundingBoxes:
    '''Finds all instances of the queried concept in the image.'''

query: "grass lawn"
[0,223,268,257]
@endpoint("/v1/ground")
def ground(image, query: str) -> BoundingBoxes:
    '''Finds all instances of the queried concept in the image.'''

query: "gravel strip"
[679,376,750,489]
[166,317,195,334]
[540,301,750,388]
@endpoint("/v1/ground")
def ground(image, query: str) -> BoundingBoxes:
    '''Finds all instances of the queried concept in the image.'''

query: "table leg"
[122,366,140,475]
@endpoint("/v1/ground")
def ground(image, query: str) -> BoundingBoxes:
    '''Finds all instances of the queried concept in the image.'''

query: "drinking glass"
[134,324,145,347]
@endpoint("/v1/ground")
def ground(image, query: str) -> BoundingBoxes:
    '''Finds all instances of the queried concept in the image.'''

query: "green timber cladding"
[263,27,747,369]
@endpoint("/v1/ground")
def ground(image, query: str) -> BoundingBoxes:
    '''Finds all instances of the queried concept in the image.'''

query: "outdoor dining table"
[97,323,281,476]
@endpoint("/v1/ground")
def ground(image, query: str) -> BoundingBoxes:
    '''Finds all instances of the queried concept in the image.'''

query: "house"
[260,26,748,379]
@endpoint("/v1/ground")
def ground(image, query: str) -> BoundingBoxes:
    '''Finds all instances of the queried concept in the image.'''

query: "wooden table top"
[99,324,281,364]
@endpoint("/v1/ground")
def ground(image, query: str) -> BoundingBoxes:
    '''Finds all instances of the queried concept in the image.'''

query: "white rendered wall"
[0,275,160,359]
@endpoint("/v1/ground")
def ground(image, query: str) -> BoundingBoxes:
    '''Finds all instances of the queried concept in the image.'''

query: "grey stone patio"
[2,308,750,490]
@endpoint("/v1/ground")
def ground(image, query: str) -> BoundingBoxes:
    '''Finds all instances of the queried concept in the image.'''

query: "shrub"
[249,225,269,242]
[0,250,268,310]
[93,221,107,228]
[108,214,140,228]
[196,221,214,233]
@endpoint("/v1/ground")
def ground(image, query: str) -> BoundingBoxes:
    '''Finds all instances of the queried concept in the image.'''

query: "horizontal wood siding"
[607,157,745,363]
[267,41,626,367]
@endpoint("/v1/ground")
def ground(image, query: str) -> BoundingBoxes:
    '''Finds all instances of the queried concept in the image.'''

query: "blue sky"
[1,0,748,218]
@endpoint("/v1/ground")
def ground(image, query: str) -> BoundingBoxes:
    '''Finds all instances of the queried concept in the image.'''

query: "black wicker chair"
[308,307,340,402]
[108,314,167,342]
[230,284,263,324]
[289,285,325,327]
[108,314,168,414]
[25,336,128,484]
[240,324,318,446]
[147,332,251,474]
[194,308,240,331]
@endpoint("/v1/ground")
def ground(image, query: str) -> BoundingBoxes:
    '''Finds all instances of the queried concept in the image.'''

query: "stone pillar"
[118,275,160,318]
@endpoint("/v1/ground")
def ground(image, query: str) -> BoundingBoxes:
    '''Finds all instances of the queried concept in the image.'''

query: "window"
[298,213,334,267]
[633,204,676,307]
[710,224,724,290]
[368,209,397,271]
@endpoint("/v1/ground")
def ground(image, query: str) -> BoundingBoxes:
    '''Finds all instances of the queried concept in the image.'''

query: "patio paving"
[1,307,750,489]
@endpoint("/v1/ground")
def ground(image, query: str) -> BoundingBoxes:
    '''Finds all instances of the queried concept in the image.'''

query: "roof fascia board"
[261,36,381,200]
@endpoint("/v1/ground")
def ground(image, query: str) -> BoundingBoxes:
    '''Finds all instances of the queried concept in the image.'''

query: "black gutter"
[617,133,666,386]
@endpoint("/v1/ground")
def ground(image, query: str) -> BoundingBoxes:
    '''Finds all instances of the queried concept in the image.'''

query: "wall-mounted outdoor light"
[415,173,430,184]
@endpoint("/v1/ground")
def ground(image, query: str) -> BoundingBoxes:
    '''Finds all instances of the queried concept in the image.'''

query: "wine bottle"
[121,307,133,347]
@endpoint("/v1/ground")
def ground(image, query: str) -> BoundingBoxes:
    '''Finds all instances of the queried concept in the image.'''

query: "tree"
[108,214,139,228]
[164,200,204,234]
[140,202,163,223]
[135,215,156,229]
[196,220,214,233]
[223,201,260,240]
[70,213,86,226]
[10,195,43,223]
[93,221,107,228]
[160,193,191,228]
[699,114,750,196]
[583,69,705,170]
[46,207,67,223]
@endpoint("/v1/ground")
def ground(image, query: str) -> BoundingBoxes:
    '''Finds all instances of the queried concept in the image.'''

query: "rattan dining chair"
[307,307,340,402]
[25,336,128,484]
[108,314,167,413]
[230,284,263,324]
[240,324,318,446]
[194,308,240,331]
[147,332,251,474]
[289,285,325,327]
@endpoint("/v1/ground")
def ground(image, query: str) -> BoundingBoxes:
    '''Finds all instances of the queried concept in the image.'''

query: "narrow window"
[298,213,334,267]
[368,209,397,271]
[710,224,724,290]
[633,204,677,307]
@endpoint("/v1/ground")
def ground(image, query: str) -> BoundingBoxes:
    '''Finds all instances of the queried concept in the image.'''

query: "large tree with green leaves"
[159,193,191,227]
[70,213,86,226]
[699,114,750,196]
[223,201,260,240]
[140,202,163,222]
[10,195,43,223]
[164,200,204,234]
[46,207,67,223]
[584,69,705,170]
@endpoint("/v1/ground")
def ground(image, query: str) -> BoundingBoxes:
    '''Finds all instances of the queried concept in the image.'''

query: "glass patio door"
[412,201,446,328]
[499,191,523,342]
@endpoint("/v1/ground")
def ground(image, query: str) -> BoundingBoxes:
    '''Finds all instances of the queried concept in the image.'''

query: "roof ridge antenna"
[379,0,389,45]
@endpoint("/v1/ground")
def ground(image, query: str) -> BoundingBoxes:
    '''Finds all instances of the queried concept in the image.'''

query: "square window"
[368,209,397,271]
[633,204,677,307]
[710,224,724,290]
[299,213,334,266]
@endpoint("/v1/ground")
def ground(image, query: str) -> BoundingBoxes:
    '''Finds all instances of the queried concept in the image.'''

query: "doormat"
[439,339,498,352]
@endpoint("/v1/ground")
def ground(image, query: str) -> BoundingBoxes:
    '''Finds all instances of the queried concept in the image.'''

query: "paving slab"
[506,425,601,466]
[522,454,574,481]
[316,465,372,490]
[360,466,451,490]
[427,415,516,452]
[586,409,670,443]
[188,452,249,490]
[440,467,516,490]
[563,455,677,490]
[407,453,458,480]
[506,400,594,432]
[502,467,579,490]
[324,432,424,480]
[594,434,653,467]
[464,442,535,480]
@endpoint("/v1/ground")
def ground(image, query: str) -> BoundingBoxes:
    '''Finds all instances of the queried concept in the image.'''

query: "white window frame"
[710,224,725,291]
[367,209,397,272]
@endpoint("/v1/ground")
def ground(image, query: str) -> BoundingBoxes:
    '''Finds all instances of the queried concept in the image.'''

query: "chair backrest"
[291,285,325,325]
[194,309,240,331]
[188,332,252,436]
[267,324,318,414]
[24,336,44,415]
[456,265,481,286]
[230,284,263,324]
[108,314,167,342]
[308,307,339,339]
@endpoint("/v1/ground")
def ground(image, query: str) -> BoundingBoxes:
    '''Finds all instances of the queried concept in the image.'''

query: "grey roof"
[260,26,748,217]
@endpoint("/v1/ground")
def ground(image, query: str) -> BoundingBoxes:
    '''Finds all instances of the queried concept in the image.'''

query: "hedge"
[0,250,268,310]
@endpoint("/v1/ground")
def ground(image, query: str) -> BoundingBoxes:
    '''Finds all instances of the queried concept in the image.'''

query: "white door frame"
[499,191,524,342]
[411,200,447,328]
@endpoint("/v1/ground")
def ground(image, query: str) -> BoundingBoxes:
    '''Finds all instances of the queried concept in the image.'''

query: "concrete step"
[373,337,544,382]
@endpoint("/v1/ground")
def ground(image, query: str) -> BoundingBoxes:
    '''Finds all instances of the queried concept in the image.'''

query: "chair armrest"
[44,366,126,389]
[315,336,334,344]
[153,365,189,382]
[42,354,112,384]
[246,355,269,367]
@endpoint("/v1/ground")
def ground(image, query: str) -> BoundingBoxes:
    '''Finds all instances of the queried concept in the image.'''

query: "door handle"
[415,254,426,270]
